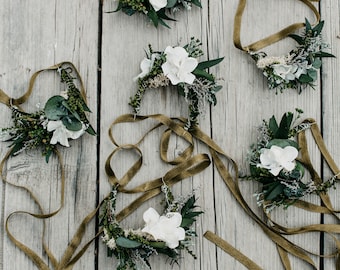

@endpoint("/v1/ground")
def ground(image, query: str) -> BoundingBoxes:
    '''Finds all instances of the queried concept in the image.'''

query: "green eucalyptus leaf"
[274,112,293,139]
[213,85,223,92]
[196,57,224,70]
[192,69,214,81]
[266,139,299,150]
[305,18,312,32]
[181,217,194,228]
[191,0,202,7]
[288,34,304,45]
[149,241,166,249]
[264,182,284,201]
[268,115,278,135]
[61,115,82,131]
[312,20,324,36]
[299,74,314,83]
[122,7,136,16]
[314,51,336,58]
[86,125,97,135]
[307,69,317,81]
[312,59,322,69]
[157,9,176,21]
[147,9,159,27]
[44,96,68,120]
[166,0,177,8]
[116,237,142,248]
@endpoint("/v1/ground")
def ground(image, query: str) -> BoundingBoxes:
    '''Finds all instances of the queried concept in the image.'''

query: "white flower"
[257,145,298,176]
[47,120,85,147]
[134,53,159,81]
[272,64,298,81]
[149,0,167,11]
[142,207,185,249]
[161,46,198,85]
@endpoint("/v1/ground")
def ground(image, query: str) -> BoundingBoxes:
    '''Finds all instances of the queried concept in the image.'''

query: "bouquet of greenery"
[248,110,336,211]
[113,0,202,28]
[100,183,203,269]
[129,37,223,130]
[251,19,335,93]
[0,66,96,162]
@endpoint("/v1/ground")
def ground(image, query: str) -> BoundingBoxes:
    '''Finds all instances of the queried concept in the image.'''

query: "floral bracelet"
[129,37,223,130]
[250,19,335,93]
[0,65,96,162]
[247,109,336,212]
[100,182,203,269]
[112,0,202,28]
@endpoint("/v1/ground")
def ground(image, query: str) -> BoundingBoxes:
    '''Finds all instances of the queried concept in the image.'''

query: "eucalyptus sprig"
[0,65,96,162]
[248,109,336,211]
[112,0,202,28]
[100,183,203,269]
[251,19,335,93]
[129,37,223,130]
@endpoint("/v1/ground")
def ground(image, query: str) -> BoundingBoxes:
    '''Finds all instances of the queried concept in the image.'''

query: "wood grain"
[0,0,339,269]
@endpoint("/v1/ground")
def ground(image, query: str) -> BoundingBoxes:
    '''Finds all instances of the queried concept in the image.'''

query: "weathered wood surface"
[0,0,339,269]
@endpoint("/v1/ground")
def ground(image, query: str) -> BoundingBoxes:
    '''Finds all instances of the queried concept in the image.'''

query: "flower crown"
[250,19,335,93]
[112,0,202,28]
[248,110,336,211]
[0,65,96,162]
[129,37,223,130]
[100,183,203,269]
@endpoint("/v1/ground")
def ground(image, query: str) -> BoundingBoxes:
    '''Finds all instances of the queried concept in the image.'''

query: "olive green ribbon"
[108,114,340,269]
[233,0,320,52]
[2,64,340,269]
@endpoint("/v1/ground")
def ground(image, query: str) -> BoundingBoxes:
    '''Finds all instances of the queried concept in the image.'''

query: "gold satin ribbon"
[233,0,320,52]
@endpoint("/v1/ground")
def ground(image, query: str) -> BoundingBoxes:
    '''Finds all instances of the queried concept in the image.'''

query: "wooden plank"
[321,1,340,269]
[0,0,339,269]
[209,0,323,269]
[0,1,98,269]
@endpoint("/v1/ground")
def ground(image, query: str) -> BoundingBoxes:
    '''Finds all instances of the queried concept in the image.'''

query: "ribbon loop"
[233,0,320,52]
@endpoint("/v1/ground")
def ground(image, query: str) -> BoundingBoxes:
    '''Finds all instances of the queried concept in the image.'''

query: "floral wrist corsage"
[248,110,336,211]
[113,0,202,28]
[100,183,203,269]
[251,19,335,93]
[129,37,223,130]
[0,66,96,162]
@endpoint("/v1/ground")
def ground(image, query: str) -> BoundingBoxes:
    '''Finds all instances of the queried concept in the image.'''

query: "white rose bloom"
[142,207,185,249]
[149,0,167,11]
[161,46,198,85]
[257,145,298,176]
[47,120,85,147]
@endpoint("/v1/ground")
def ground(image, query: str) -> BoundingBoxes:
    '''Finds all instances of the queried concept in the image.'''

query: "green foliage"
[254,19,335,93]
[249,110,337,210]
[100,185,203,269]
[129,37,223,130]
[113,0,202,28]
[0,66,95,162]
